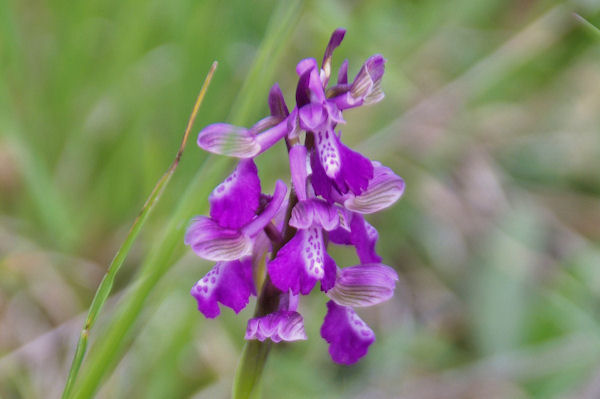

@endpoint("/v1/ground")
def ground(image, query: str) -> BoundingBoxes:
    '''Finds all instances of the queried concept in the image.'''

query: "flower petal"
[337,59,349,85]
[245,311,307,343]
[289,199,339,231]
[344,163,405,214]
[321,28,346,83]
[326,264,398,307]
[296,61,326,107]
[268,227,327,295]
[334,136,374,195]
[190,259,256,318]
[329,213,381,263]
[242,180,287,237]
[315,128,342,179]
[351,213,381,263]
[184,216,252,261]
[298,103,329,131]
[253,119,290,155]
[350,54,386,105]
[321,301,375,365]
[289,144,308,201]
[197,123,260,158]
[268,83,289,118]
[209,159,261,229]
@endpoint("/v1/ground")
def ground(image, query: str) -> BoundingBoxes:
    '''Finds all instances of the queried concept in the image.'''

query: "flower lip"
[321,300,375,365]
[191,258,256,318]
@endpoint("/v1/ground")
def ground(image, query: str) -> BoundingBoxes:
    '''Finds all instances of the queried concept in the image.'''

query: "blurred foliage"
[1,0,600,398]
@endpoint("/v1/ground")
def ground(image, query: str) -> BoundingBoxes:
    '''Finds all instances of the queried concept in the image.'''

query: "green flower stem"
[61,62,218,399]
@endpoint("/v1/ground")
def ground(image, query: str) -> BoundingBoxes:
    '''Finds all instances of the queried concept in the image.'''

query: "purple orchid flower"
[185,28,404,366]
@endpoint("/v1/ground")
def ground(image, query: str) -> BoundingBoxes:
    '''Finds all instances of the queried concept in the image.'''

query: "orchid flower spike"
[185,28,404,366]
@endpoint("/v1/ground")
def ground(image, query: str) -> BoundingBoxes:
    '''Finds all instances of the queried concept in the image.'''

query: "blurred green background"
[2,0,600,398]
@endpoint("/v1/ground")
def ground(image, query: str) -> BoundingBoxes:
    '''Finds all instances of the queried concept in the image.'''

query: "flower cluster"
[185,29,404,364]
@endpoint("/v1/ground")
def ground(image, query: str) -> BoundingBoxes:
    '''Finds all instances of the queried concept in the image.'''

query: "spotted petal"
[190,259,255,318]
[321,301,375,365]
[268,227,337,295]
[209,159,261,229]
[311,133,374,197]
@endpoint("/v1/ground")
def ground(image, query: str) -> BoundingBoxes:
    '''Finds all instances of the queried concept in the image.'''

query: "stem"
[232,189,297,399]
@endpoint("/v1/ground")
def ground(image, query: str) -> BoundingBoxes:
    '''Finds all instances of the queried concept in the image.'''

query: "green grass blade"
[70,2,302,397]
[61,62,217,399]
[574,13,600,39]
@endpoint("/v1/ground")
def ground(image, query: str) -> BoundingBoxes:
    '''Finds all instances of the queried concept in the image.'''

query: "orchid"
[185,28,404,373]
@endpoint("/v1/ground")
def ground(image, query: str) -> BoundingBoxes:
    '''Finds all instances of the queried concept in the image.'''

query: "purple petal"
[344,163,405,214]
[253,119,290,155]
[242,180,287,237]
[289,199,339,231]
[296,58,318,76]
[296,63,315,108]
[321,252,337,292]
[321,301,375,365]
[190,259,256,318]
[197,123,260,158]
[328,226,352,245]
[350,213,381,263]
[250,115,281,133]
[268,227,327,295]
[245,311,307,343]
[278,290,300,312]
[321,28,346,83]
[209,159,261,229]
[298,103,329,131]
[286,107,302,139]
[268,83,289,118]
[314,128,342,179]
[350,55,386,106]
[328,213,381,263]
[337,59,349,85]
[289,144,308,201]
[312,130,373,196]
[296,62,326,108]
[326,264,398,307]
[184,217,252,261]
[309,148,335,202]
[334,135,374,195]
